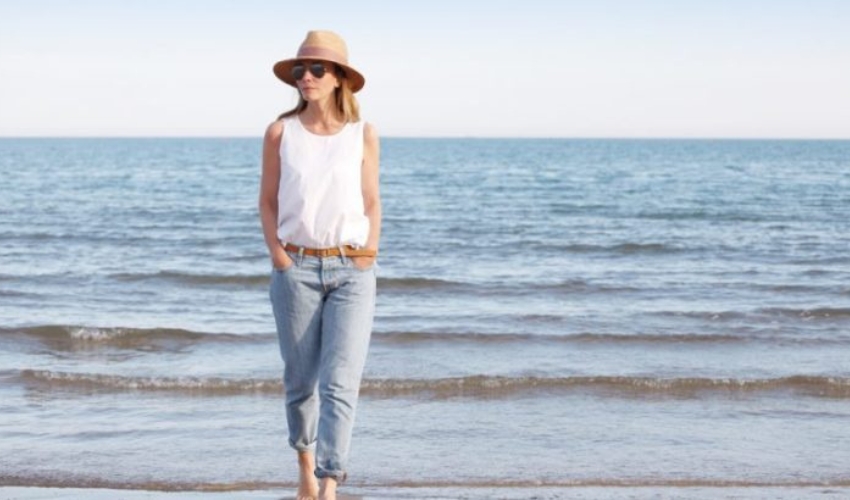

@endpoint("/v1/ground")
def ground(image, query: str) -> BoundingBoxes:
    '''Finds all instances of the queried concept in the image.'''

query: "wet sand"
[3,486,850,500]
[0,488,361,500]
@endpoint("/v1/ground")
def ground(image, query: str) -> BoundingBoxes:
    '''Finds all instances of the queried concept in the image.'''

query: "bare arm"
[353,122,381,267]
[258,120,291,269]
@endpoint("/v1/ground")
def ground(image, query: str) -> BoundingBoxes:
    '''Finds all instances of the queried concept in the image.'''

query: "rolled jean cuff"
[289,439,315,453]
[315,467,348,483]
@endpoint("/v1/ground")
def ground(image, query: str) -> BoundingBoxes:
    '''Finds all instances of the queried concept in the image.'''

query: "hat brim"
[273,58,365,93]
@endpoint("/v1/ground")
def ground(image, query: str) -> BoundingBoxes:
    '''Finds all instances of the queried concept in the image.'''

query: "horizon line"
[2,135,849,141]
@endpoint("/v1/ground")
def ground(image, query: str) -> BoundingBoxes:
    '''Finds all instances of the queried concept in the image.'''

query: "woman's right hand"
[271,247,293,271]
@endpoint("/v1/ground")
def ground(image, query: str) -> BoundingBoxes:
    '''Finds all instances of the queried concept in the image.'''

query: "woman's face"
[292,60,339,101]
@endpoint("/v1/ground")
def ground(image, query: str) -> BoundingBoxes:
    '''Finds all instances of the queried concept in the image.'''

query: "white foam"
[68,327,128,341]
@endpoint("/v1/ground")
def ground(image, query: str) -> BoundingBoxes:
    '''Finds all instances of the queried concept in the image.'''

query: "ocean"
[1,137,849,499]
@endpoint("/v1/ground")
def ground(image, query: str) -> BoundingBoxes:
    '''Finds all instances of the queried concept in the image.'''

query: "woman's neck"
[300,99,344,135]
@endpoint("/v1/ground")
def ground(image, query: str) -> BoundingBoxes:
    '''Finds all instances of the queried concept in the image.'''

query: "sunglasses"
[291,62,332,81]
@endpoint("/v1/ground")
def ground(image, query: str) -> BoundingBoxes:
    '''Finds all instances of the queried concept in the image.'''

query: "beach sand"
[0,489,369,500]
[3,486,850,500]
[0,488,362,500]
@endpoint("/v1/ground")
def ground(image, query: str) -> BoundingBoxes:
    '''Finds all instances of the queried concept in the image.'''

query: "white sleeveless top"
[276,116,369,248]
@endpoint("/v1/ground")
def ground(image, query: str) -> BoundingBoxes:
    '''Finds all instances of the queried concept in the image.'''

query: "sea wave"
[110,271,268,287]
[361,374,850,399]
[649,307,850,321]
[633,210,780,222]
[0,325,266,346]
[756,307,850,319]
[0,289,37,298]
[17,370,850,400]
[789,256,850,265]
[373,331,750,345]
[538,280,642,294]
[18,370,282,395]
[649,310,748,321]
[535,242,684,255]
[378,277,641,296]
[752,283,831,294]
[377,276,467,291]
[5,324,844,350]
[106,272,492,294]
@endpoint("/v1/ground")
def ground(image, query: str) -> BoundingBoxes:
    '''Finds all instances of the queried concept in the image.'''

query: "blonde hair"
[278,65,360,122]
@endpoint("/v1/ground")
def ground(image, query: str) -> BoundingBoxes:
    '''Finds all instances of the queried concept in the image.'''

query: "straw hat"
[273,30,365,93]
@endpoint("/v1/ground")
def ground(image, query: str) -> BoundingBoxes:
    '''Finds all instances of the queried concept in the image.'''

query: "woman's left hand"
[351,256,376,270]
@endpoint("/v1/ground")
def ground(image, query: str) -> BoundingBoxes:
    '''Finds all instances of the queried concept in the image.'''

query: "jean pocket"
[272,251,299,273]
[272,263,294,274]
[350,258,377,273]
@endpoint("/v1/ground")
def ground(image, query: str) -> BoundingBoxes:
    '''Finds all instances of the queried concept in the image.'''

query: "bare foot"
[296,452,319,500]
[318,477,337,500]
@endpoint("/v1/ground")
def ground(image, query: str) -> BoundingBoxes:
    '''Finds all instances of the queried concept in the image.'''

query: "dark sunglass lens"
[309,63,326,78]
[291,64,306,80]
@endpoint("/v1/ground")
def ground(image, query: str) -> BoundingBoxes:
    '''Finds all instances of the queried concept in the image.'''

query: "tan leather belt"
[284,243,377,258]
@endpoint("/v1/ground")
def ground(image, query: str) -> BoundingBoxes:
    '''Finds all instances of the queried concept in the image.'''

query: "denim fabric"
[269,251,376,482]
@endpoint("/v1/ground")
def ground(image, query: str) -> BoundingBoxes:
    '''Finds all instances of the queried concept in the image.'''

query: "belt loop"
[297,246,305,266]
[338,245,347,264]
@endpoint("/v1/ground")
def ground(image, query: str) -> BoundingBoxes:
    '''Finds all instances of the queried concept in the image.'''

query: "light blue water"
[1,138,849,496]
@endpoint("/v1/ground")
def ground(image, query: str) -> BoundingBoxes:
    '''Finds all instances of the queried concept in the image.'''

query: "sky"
[1,0,849,138]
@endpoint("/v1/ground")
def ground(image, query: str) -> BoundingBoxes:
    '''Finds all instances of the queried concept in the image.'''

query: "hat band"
[297,46,347,65]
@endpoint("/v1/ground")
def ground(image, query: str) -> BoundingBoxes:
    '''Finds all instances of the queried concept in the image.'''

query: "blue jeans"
[269,251,376,482]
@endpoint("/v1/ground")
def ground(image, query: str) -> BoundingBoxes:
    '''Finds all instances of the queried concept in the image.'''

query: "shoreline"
[4,485,850,500]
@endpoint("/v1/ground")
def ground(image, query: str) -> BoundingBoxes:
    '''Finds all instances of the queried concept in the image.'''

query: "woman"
[258,30,380,500]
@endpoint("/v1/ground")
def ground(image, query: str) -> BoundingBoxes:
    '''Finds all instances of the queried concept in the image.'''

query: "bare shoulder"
[264,119,284,146]
[363,122,379,147]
